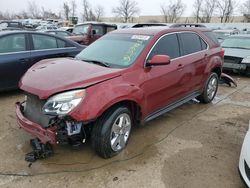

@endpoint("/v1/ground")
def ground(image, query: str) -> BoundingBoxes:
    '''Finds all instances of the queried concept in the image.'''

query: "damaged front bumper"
[16,102,57,145]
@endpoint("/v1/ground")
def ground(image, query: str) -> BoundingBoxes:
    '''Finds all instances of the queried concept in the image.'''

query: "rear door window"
[0,34,26,53]
[32,34,57,50]
[148,33,180,60]
[92,25,105,35]
[179,33,203,55]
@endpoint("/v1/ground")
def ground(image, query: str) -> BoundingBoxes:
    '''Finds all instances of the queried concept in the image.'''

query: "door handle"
[177,64,184,71]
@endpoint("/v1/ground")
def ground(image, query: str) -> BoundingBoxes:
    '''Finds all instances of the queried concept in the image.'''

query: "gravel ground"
[0,76,249,188]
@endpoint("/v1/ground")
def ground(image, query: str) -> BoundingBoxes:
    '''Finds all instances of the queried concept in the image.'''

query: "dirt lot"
[0,76,249,188]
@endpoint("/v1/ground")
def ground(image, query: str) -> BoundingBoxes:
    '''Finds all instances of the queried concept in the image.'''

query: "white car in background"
[239,121,250,187]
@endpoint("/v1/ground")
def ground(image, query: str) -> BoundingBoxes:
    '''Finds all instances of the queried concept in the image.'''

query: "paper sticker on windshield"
[131,35,150,40]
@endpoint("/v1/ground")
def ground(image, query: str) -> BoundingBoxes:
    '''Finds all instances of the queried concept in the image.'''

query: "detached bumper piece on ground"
[25,138,53,162]
[220,73,237,87]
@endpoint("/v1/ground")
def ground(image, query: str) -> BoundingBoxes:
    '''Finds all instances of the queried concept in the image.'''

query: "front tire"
[197,72,219,104]
[91,106,132,158]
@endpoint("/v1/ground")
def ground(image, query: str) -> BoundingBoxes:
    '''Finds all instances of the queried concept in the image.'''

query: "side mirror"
[147,55,171,66]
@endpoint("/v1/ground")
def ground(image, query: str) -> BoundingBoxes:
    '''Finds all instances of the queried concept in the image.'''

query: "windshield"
[76,33,152,68]
[73,24,89,35]
[221,37,250,49]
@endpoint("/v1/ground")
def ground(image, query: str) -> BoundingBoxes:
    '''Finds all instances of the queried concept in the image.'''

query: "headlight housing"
[242,56,250,64]
[42,89,86,115]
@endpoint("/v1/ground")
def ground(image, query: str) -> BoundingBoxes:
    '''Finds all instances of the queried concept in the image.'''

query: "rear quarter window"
[57,39,74,48]
[107,26,116,33]
[200,38,208,50]
[203,31,220,46]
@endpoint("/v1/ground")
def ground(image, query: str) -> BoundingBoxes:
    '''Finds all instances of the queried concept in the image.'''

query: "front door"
[141,33,187,116]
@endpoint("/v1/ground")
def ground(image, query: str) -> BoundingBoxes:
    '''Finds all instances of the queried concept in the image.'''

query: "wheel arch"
[211,66,222,78]
[98,99,142,126]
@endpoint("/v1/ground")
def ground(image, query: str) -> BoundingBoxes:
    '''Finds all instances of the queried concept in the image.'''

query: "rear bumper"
[15,102,57,145]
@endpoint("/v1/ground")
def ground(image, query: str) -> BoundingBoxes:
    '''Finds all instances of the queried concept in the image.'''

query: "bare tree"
[161,0,186,23]
[193,0,203,23]
[0,12,4,20]
[12,10,29,19]
[20,10,29,19]
[95,6,104,22]
[217,0,235,23]
[71,0,77,17]
[161,4,169,22]
[82,0,104,21]
[241,0,250,15]
[112,0,140,23]
[41,7,60,19]
[63,2,71,20]
[82,0,91,21]
[28,1,41,18]
[200,0,217,23]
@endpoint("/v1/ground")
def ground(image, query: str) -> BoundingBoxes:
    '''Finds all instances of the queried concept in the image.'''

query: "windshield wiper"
[81,59,110,67]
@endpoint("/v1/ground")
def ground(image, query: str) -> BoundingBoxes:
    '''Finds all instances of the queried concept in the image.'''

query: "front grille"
[244,160,250,181]
[224,56,243,64]
[24,93,53,128]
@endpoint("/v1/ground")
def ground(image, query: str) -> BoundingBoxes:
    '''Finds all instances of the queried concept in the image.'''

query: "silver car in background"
[221,35,250,75]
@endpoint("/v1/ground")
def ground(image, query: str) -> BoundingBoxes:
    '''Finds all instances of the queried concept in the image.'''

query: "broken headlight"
[43,89,86,115]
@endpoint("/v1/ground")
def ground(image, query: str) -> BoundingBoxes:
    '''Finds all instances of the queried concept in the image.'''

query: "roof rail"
[169,24,206,28]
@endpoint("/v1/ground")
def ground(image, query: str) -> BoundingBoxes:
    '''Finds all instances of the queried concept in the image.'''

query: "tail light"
[220,48,225,58]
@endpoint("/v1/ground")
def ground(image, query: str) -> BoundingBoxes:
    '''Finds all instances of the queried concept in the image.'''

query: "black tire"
[91,106,132,158]
[197,72,219,104]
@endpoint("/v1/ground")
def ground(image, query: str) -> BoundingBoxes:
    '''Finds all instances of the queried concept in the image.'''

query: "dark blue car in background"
[0,31,85,91]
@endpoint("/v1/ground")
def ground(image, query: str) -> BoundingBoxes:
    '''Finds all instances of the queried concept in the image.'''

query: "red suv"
[16,26,223,159]
[67,22,117,45]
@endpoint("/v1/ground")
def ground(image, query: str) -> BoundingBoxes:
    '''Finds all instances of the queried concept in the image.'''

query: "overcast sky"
[0,0,246,18]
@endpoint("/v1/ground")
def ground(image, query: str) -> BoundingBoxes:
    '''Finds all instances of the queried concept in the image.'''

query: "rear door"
[178,32,208,92]
[0,33,30,90]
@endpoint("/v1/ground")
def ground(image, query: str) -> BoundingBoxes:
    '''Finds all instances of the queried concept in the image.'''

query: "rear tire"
[197,72,219,104]
[91,106,132,158]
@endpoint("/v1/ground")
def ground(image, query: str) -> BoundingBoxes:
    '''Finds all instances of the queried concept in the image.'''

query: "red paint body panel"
[16,102,56,144]
[19,58,122,99]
